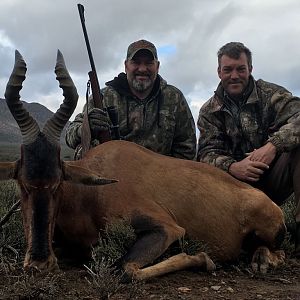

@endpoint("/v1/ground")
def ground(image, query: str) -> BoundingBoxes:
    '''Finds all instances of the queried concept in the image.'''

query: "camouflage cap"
[126,39,158,60]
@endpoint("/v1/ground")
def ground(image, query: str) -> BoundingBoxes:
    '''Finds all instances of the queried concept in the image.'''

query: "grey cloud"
[1,0,300,120]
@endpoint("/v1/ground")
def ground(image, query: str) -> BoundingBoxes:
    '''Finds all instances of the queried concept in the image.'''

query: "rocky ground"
[0,256,299,299]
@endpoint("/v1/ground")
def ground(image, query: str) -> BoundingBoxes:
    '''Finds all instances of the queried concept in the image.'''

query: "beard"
[132,77,153,92]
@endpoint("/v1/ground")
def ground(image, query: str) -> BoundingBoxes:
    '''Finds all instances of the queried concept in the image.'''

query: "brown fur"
[0,138,286,280]
[55,140,285,279]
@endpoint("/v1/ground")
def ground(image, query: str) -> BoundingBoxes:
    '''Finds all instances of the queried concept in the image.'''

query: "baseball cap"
[126,39,158,60]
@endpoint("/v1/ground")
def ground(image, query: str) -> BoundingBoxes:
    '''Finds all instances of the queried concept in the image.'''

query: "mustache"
[228,80,243,84]
[134,72,150,77]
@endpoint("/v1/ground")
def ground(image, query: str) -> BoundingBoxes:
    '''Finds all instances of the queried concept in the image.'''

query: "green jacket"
[66,73,196,160]
[197,76,300,171]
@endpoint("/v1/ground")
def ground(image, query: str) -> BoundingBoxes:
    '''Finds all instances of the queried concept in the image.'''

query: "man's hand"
[229,158,269,182]
[88,108,110,139]
[229,142,276,182]
[246,142,277,166]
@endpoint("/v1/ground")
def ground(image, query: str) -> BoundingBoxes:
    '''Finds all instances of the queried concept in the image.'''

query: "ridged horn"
[4,50,40,145]
[42,50,78,143]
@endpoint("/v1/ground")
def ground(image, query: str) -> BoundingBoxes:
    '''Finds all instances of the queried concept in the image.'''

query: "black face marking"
[22,133,61,261]
[31,191,50,261]
[23,133,60,181]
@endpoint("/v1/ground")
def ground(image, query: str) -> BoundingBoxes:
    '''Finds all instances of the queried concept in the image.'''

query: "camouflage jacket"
[197,76,300,171]
[66,73,196,160]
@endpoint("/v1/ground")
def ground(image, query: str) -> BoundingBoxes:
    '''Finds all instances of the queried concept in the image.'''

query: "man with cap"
[66,39,196,160]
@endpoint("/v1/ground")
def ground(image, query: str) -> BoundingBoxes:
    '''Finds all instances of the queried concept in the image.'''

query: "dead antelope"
[0,50,286,281]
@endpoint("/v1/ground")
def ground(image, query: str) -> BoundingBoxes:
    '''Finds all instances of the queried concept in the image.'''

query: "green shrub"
[282,194,296,234]
[281,194,296,256]
[85,219,143,299]
[85,258,124,299]
[0,180,19,214]
[93,218,136,262]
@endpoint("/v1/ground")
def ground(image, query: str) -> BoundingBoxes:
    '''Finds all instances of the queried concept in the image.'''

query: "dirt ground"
[0,256,299,300]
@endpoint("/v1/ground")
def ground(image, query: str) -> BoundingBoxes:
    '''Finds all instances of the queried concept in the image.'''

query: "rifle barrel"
[77,3,98,75]
[77,3,121,141]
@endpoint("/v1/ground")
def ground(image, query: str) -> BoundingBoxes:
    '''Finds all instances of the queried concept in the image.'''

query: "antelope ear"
[62,161,118,186]
[0,161,19,180]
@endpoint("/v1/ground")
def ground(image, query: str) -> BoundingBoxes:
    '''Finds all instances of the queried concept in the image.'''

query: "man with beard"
[66,39,196,160]
[197,41,300,257]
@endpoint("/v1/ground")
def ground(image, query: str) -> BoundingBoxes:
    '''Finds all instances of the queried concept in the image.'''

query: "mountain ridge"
[0,98,69,144]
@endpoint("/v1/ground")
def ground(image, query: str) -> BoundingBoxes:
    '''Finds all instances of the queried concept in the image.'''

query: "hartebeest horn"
[43,50,78,143]
[4,50,40,145]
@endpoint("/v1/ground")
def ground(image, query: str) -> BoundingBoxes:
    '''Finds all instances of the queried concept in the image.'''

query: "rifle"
[77,4,120,156]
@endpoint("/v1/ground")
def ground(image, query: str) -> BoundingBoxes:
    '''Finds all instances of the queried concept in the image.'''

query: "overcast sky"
[1,0,300,134]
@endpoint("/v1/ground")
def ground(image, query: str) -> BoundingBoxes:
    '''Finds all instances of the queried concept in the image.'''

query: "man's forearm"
[65,119,83,149]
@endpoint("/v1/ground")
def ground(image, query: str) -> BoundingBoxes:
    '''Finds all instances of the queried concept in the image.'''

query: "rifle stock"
[88,70,102,109]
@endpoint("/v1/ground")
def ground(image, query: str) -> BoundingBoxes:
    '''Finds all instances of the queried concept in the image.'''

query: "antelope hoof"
[24,257,59,273]
[251,247,285,274]
[195,252,216,272]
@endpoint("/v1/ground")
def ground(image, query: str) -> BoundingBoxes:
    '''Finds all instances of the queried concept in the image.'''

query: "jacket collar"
[105,72,163,101]
[211,76,259,112]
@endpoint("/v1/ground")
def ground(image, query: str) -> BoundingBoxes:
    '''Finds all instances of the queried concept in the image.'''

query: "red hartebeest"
[0,50,286,280]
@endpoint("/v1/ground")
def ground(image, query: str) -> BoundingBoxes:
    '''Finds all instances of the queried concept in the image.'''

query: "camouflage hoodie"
[66,73,196,160]
[197,76,300,171]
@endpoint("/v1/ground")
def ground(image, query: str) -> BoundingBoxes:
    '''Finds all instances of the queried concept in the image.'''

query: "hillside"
[0,98,68,144]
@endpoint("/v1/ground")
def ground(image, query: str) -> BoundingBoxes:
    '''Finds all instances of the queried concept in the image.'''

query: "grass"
[3,271,62,299]
[0,181,24,253]
[281,194,297,256]
[0,180,24,280]
[84,219,143,299]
